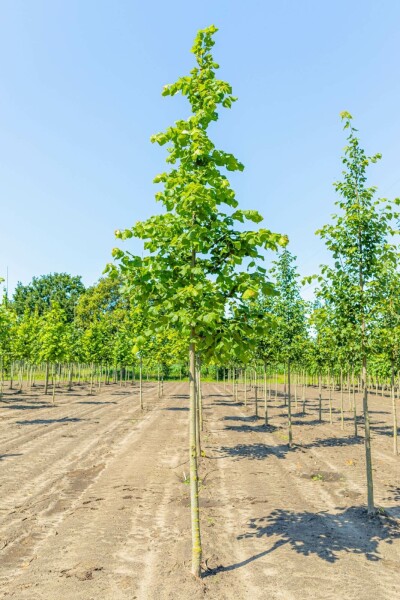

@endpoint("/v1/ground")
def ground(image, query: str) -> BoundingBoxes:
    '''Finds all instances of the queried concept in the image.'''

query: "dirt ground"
[0,380,399,599]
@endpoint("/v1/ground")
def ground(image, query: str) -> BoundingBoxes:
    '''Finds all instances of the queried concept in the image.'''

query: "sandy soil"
[0,380,399,599]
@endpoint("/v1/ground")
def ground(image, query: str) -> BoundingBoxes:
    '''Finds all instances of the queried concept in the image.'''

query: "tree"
[11,310,41,367]
[75,275,123,326]
[0,286,15,397]
[37,303,68,398]
[13,273,85,322]
[373,259,400,454]
[270,249,307,445]
[109,25,285,576]
[314,112,399,513]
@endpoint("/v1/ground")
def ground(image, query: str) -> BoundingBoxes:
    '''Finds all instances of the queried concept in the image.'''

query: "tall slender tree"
[270,249,307,445]
[109,25,285,576]
[314,112,399,513]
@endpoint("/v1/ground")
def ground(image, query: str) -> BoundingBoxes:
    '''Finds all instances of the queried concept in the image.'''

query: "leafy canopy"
[108,25,286,362]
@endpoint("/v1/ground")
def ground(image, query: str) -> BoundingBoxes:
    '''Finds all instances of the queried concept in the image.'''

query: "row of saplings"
[186,361,399,576]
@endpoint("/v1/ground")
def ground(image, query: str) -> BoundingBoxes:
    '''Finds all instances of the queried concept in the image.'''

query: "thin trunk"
[139,357,143,410]
[198,365,203,432]
[9,362,13,390]
[0,358,3,401]
[255,380,258,418]
[195,365,201,459]
[68,365,73,392]
[353,367,358,437]
[302,370,306,414]
[340,368,344,430]
[283,367,287,406]
[52,365,56,404]
[391,362,398,455]
[362,356,375,514]
[89,364,94,396]
[288,359,293,446]
[264,363,268,426]
[318,372,322,422]
[44,361,49,395]
[189,335,201,578]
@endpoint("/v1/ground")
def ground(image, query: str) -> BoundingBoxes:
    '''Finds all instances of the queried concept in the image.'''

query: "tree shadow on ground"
[204,506,400,576]
[302,436,364,449]
[78,401,117,405]
[216,443,294,461]
[382,486,400,505]
[372,425,397,437]
[292,418,327,426]
[237,507,400,562]
[0,454,22,460]
[0,403,53,410]
[209,401,244,408]
[16,417,84,425]
[224,423,277,433]
[223,415,259,422]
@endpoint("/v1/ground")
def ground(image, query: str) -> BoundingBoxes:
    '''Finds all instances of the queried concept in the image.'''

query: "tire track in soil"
[0,385,152,451]
[0,382,201,600]
[1,381,398,600]
[0,384,157,591]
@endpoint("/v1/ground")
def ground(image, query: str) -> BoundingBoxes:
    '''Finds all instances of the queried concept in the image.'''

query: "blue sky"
[1,1,400,297]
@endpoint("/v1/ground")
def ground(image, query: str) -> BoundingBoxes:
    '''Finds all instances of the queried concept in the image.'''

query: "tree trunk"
[9,362,13,390]
[264,363,268,426]
[288,359,293,446]
[352,367,358,437]
[139,357,143,410]
[340,368,344,430]
[362,356,375,514]
[198,364,203,432]
[44,361,49,395]
[254,379,258,418]
[318,372,322,422]
[189,337,201,578]
[89,364,94,396]
[52,365,56,404]
[391,363,398,455]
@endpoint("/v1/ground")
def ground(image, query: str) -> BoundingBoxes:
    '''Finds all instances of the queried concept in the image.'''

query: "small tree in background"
[270,249,307,445]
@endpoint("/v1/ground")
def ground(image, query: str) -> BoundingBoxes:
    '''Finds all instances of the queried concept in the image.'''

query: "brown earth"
[0,380,399,599]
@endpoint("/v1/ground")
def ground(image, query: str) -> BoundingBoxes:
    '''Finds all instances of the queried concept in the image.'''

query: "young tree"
[314,112,399,513]
[0,286,15,398]
[109,26,285,576]
[38,303,68,399]
[270,249,307,445]
[373,259,400,454]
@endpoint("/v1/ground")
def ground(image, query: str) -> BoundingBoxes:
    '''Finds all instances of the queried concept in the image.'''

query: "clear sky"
[1,1,400,298]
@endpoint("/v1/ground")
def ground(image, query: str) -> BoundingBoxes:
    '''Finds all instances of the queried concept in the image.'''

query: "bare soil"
[0,380,399,599]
